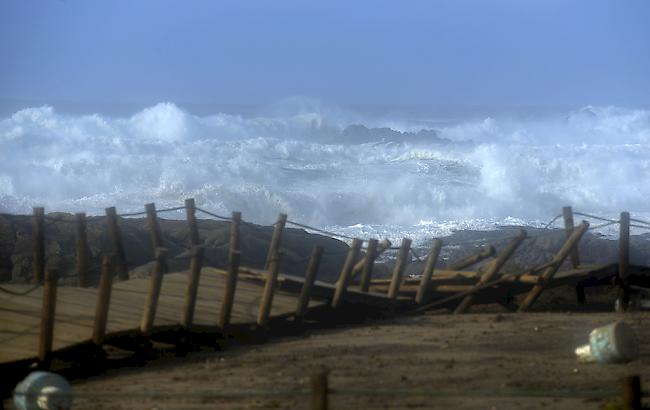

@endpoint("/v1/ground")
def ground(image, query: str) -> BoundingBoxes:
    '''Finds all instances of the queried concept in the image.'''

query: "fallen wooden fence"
[1,201,648,373]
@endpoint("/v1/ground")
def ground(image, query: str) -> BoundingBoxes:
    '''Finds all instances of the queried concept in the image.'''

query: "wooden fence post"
[415,239,443,305]
[228,211,241,255]
[623,375,641,410]
[75,212,89,287]
[145,203,164,251]
[32,207,45,284]
[265,213,287,270]
[295,245,324,320]
[388,238,412,299]
[618,211,631,311]
[352,239,391,277]
[219,212,242,329]
[105,207,129,281]
[184,198,200,247]
[182,246,204,331]
[332,239,362,308]
[38,268,58,365]
[563,206,580,268]
[454,230,527,314]
[257,251,282,327]
[518,222,589,312]
[140,248,168,337]
[310,369,329,410]
[358,239,378,293]
[93,255,115,346]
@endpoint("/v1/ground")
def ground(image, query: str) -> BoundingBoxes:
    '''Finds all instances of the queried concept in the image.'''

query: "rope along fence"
[4,203,650,296]
[1,205,647,294]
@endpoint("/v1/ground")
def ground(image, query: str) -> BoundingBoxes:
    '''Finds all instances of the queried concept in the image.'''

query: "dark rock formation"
[0,213,350,285]
[341,124,454,144]
[2,211,648,286]
[406,226,650,276]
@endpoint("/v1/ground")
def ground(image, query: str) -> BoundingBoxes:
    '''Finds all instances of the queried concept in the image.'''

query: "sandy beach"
[57,310,649,410]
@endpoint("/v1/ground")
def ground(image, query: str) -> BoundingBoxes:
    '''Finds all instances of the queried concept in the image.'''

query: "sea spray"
[1,102,649,246]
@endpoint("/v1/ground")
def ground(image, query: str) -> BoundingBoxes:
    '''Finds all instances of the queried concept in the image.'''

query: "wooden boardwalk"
[1,261,641,365]
[0,268,325,364]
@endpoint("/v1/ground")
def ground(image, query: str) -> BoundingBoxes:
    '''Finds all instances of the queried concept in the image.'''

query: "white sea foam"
[1,102,649,245]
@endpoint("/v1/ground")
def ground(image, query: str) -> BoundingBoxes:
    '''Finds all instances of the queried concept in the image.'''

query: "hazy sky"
[1,0,649,111]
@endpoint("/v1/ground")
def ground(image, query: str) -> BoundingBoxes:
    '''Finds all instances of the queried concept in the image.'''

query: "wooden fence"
[1,200,650,408]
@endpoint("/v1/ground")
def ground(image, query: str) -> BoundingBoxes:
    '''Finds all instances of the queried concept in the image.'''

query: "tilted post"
[145,203,165,251]
[618,211,631,311]
[184,198,200,247]
[105,207,129,281]
[332,239,362,308]
[182,246,204,331]
[415,239,443,305]
[93,255,115,346]
[352,238,391,276]
[265,213,287,270]
[219,211,242,329]
[563,206,580,268]
[75,212,89,287]
[38,268,58,365]
[32,207,45,284]
[257,250,282,327]
[518,221,589,312]
[388,238,412,299]
[454,230,527,314]
[295,245,324,320]
[228,211,241,255]
[358,239,378,293]
[140,248,168,337]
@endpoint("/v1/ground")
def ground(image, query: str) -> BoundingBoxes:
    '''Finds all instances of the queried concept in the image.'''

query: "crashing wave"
[1,102,649,243]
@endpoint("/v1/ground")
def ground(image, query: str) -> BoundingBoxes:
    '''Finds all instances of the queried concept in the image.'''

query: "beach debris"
[13,371,73,410]
[575,321,638,364]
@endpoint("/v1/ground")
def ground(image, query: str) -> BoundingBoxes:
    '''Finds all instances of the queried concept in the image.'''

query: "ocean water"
[1,101,649,246]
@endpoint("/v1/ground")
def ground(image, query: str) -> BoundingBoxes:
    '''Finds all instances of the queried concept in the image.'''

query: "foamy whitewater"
[1,101,650,245]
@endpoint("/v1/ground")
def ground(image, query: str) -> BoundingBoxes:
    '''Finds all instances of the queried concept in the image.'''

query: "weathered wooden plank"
[454,230,527,314]
[93,255,115,346]
[182,246,204,330]
[185,198,200,247]
[358,239,378,293]
[518,222,590,312]
[388,238,412,299]
[332,239,362,308]
[618,211,631,311]
[563,206,580,268]
[106,207,129,281]
[38,268,58,364]
[75,212,90,287]
[415,239,442,305]
[32,207,45,284]
[219,212,242,329]
[295,245,323,320]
